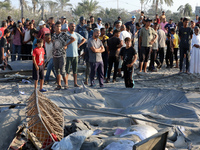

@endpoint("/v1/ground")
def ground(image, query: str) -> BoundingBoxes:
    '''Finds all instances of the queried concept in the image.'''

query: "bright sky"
[8,0,199,13]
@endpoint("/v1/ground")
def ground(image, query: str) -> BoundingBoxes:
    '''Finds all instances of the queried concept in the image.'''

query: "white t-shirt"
[45,42,53,61]
[120,31,131,47]
[97,23,103,30]
[24,29,32,44]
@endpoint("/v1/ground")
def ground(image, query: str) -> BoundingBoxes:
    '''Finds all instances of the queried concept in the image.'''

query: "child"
[171,28,179,68]
[32,30,39,50]
[119,37,137,88]
[32,38,46,92]
[165,33,174,68]
[44,34,56,84]
[0,29,10,70]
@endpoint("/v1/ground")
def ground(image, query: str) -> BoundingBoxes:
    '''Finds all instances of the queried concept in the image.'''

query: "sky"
[7,0,200,13]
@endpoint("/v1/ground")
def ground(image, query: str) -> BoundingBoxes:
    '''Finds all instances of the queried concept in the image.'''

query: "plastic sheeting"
[103,140,135,150]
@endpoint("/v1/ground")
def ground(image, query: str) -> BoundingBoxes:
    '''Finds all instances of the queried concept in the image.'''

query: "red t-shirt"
[38,27,50,41]
[32,47,45,66]
[156,18,160,24]
[0,27,6,39]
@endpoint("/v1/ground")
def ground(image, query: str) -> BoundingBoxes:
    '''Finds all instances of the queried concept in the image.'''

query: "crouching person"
[119,37,137,88]
[32,38,46,92]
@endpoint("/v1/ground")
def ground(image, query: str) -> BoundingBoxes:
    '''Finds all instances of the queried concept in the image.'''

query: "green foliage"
[56,0,72,11]
[0,1,11,10]
[177,3,193,16]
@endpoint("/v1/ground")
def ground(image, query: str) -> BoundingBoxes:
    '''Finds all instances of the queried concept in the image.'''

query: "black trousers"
[102,52,108,78]
[165,49,173,67]
[123,65,134,88]
[78,43,86,56]
[180,47,190,71]
[107,56,119,80]
[174,48,178,61]
[157,48,165,66]
[149,49,160,70]
[22,44,32,60]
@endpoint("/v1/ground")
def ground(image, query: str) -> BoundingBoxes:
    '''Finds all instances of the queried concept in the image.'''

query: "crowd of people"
[0,11,200,91]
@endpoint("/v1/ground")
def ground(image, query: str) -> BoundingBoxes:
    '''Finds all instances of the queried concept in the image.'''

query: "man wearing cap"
[38,20,50,44]
[164,19,176,34]
[97,17,103,29]
[90,16,97,30]
[76,16,88,57]
[61,16,68,32]
[125,16,136,45]
[139,18,157,73]
[65,23,86,87]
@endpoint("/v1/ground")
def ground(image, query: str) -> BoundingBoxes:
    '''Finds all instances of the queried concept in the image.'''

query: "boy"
[32,38,46,92]
[119,37,137,88]
[165,34,174,68]
[0,29,10,70]
[44,34,56,84]
[32,30,39,50]
[171,28,179,68]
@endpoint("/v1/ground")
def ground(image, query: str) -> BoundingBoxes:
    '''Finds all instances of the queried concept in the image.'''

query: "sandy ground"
[1,61,200,149]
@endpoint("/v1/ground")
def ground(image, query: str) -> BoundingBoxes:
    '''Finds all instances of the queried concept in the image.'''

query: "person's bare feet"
[74,84,80,87]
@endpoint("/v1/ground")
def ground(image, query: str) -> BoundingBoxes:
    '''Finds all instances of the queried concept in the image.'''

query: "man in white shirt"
[117,25,131,77]
[97,17,103,29]
[23,22,32,60]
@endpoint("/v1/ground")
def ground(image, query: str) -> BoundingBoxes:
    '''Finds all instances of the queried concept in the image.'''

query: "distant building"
[195,6,200,16]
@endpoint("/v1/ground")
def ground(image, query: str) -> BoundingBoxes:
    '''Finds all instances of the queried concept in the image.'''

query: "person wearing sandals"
[65,23,86,87]
[52,21,75,90]
[32,38,46,92]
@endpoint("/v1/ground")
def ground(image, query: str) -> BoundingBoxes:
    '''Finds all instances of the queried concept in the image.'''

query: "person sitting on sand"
[119,37,137,88]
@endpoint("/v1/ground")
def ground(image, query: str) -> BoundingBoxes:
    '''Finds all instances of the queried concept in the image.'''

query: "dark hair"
[136,22,141,27]
[125,37,131,43]
[37,38,43,43]
[90,16,94,19]
[87,20,90,24]
[171,28,175,32]
[45,33,51,37]
[141,11,144,14]
[49,17,54,20]
[100,27,105,32]
[167,33,171,37]
[1,21,7,27]
[113,29,120,35]
[108,27,113,32]
[7,16,11,20]
[183,17,189,22]
[105,23,109,27]
[55,21,61,25]
[126,25,131,31]
[33,30,39,34]
[154,23,158,26]
[4,29,10,34]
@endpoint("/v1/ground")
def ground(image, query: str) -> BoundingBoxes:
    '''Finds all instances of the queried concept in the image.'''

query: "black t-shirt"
[107,37,121,57]
[107,33,113,38]
[119,46,137,65]
[179,27,193,49]
[92,23,97,30]
[0,37,8,56]
[178,21,183,29]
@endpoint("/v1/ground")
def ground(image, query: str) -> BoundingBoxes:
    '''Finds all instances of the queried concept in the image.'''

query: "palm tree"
[0,1,11,10]
[145,0,173,13]
[19,0,28,18]
[48,1,59,15]
[56,0,72,12]
[78,0,100,17]
[32,0,39,16]
[177,3,192,16]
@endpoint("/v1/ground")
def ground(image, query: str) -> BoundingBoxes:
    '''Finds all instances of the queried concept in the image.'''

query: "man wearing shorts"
[139,18,157,72]
[52,21,75,90]
[66,23,86,87]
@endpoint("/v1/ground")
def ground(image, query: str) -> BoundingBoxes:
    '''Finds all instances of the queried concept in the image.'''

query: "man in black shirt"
[107,27,113,38]
[106,29,122,83]
[178,18,183,31]
[179,17,193,73]
[0,29,10,70]
[119,37,137,88]
[90,16,97,30]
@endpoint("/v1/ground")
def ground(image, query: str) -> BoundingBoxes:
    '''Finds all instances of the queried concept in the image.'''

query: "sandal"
[63,85,69,89]
[54,85,61,90]
[74,84,80,87]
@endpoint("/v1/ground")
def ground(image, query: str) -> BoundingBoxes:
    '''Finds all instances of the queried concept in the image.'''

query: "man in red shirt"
[0,21,8,39]
[156,14,160,24]
[32,38,46,92]
[38,20,50,44]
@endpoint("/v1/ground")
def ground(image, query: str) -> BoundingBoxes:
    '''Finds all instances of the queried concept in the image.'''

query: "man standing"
[76,16,88,57]
[61,16,68,32]
[23,22,32,60]
[97,18,103,29]
[66,23,86,87]
[38,20,50,43]
[178,18,183,31]
[106,29,122,83]
[160,18,168,33]
[52,21,75,90]
[139,18,157,73]
[88,28,105,87]
[160,11,166,22]
[194,15,199,23]
[179,18,193,73]
[164,19,176,34]
[125,16,136,45]
[0,21,7,39]
[90,16,97,30]
[157,24,166,68]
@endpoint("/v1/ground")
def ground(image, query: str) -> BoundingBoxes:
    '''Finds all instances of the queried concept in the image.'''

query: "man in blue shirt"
[66,23,86,87]
[125,16,136,45]
[164,19,176,34]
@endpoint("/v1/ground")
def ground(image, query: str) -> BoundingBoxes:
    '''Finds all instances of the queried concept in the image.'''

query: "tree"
[56,0,72,12]
[0,1,11,10]
[19,0,28,18]
[145,0,173,13]
[32,0,39,16]
[177,3,192,17]
[48,1,59,15]
[77,0,100,17]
